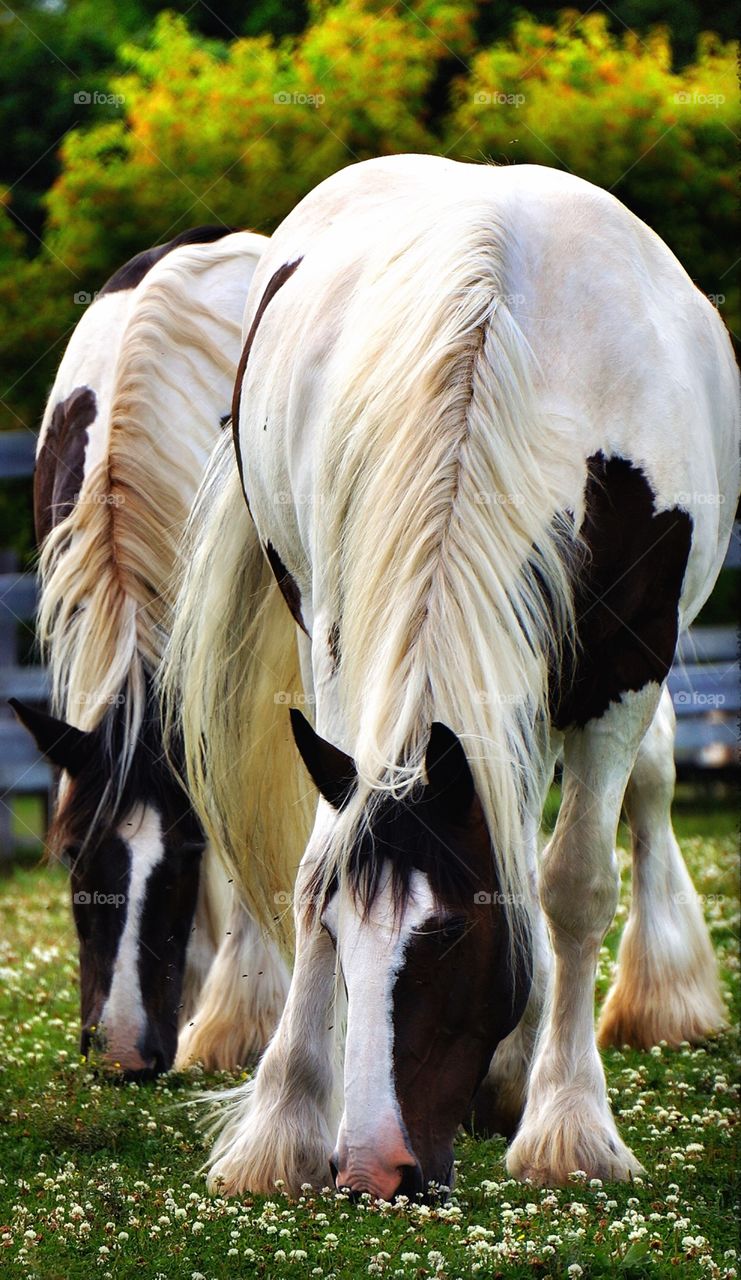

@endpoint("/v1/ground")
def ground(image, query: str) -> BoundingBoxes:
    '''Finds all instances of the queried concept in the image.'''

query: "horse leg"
[598,686,725,1049]
[176,888,289,1072]
[205,857,338,1195]
[508,686,659,1184]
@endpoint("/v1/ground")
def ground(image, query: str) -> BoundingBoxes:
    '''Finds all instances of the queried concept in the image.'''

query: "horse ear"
[424,722,474,819]
[289,709,357,810]
[9,699,94,777]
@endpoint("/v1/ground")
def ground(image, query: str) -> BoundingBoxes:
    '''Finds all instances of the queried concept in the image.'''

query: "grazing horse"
[13,226,311,1077]
[164,155,739,1194]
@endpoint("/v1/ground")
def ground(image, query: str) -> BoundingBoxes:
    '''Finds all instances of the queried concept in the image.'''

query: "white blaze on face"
[326,865,436,1200]
[98,804,164,1070]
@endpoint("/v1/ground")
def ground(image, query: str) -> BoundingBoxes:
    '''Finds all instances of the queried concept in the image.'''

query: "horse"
[163,155,739,1196]
[12,226,313,1078]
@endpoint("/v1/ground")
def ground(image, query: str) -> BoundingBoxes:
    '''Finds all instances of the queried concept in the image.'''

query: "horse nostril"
[395,1163,425,1201]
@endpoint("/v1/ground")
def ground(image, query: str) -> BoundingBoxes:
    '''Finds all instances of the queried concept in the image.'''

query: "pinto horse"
[13,227,311,1077]
[165,156,739,1194]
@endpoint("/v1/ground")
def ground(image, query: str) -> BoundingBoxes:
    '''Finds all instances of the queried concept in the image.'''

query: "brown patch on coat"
[98,225,236,296]
[264,540,308,634]
[552,452,693,729]
[34,386,97,544]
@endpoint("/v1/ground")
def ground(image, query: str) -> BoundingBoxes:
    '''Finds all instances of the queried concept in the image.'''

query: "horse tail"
[320,198,580,947]
[161,431,314,954]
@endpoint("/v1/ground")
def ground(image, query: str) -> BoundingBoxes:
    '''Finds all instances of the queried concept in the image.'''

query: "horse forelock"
[307,784,489,929]
[48,686,183,861]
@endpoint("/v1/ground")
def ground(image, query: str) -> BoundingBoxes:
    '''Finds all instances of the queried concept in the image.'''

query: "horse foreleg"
[205,862,338,1196]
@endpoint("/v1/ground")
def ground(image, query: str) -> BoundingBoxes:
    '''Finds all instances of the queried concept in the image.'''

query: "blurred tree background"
[0,0,738,563]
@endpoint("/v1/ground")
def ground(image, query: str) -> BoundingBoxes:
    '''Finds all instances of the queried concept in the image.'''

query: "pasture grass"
[0,815,738,1280]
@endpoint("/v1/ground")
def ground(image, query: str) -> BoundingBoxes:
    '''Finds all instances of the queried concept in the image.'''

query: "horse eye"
[440,916,467,941]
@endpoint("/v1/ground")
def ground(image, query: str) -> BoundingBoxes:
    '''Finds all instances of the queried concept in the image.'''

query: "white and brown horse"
[13,227,311,1077]
[165,156,738,1194]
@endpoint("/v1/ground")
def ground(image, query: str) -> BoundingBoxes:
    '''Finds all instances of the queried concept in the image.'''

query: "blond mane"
[37,234,261,781]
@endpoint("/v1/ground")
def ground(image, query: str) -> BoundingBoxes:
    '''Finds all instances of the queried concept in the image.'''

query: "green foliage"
[43,4,474,281]
[0,1,737,581]
[445,14,739,334]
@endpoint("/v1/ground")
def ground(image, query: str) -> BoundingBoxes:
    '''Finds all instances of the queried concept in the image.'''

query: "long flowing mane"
[37,233,261,797]
[311,195,580,938]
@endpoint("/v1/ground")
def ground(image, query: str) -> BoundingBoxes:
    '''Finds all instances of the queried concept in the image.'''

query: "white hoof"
[204,1078,334,1197]
[506,1090,643,1185]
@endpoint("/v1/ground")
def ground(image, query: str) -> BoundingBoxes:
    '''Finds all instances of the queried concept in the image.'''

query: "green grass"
[0,819,738,1280]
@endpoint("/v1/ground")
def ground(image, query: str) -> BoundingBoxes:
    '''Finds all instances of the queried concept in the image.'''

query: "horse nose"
[330,1150,424,1202]
[80,1024,168,1080]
